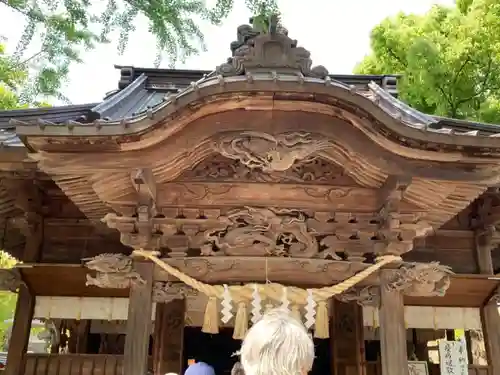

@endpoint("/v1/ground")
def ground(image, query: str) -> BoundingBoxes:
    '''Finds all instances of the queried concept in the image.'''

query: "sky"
[0,0,454,105]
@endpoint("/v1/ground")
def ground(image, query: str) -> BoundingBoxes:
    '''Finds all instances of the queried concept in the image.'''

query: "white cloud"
[0,0,454,104]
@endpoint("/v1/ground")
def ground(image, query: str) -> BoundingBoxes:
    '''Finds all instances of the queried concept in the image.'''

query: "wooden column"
[5,283,34,375]
[153,299,186,375]
[379,270,408,375]
[332,301,366,375]
[123,261,154,375]
[474,230,500,375]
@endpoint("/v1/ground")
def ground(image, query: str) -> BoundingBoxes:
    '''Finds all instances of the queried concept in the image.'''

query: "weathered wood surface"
[123,262,154,375]
[379,270,409,375]
[23,354,144,375]
[153,299,185,375]
[6,284,34,375]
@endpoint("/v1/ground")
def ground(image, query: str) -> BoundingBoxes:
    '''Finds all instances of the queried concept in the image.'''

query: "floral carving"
[84,253,144,288]
[202,206,318,257]
[215,131,331,173]
[386,262,453,297]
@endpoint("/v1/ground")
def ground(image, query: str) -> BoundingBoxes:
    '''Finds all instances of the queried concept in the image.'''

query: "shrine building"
[0,17,499,375]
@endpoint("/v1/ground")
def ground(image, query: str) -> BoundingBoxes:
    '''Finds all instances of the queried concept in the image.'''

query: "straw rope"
[133,249,401,338]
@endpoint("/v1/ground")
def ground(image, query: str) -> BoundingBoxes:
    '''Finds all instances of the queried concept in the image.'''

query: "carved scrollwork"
[215,131,331,173]
[385,262,453,297]
[337,286,380,306]
[179,154,357,185]
[153,282,198,303]
[203,206,318,257]
[216,18,328,78]
[84,253,144,289]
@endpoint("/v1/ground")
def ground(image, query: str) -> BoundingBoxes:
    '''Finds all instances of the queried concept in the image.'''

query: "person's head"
[240,309,314,375]
[184,362,215,375]
[231,362,245,375]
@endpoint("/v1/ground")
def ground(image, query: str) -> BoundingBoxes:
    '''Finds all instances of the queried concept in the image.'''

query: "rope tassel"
[233,302,248,340]
[131,249,403,339]
[203,296,219,334]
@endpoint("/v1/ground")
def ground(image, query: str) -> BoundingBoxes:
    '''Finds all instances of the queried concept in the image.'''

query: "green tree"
[0,41,51,109]
[0,251,18,350]
[0,42,28,109]
[0,0,279,104]
[355,0,500,123]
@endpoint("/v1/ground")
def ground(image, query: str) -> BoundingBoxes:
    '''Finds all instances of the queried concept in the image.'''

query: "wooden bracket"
[131,168,157,207]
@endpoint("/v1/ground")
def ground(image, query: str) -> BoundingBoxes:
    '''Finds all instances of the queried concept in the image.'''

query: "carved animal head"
[84,253,133,273]
[392,262,453,297]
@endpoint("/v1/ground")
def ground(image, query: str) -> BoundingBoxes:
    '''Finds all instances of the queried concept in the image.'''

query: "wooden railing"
[24,354,124,375]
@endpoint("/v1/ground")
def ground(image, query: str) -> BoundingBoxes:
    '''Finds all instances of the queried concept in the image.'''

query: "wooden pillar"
[332,301,365,375]
[5,283,34,375]
[123,262,154,375]
[153,299,186,375]
[474,230,500,375]
[379,270,408,375]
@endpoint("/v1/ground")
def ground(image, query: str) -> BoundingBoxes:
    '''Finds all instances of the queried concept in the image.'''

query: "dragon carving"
[84,253,144,289]
[215,132,331,173]
[202,206,318,257]
[387,262,453,297]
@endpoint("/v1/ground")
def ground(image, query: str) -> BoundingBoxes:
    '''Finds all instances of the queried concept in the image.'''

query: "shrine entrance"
[183,327,241,375]
[183,327,332,375]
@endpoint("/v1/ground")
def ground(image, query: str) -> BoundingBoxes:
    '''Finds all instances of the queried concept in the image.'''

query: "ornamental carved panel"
[102,207,429,260]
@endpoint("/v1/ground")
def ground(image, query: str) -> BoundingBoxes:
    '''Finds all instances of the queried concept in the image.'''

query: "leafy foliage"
[0,251,18,350]
[0,0,279,104]
[0,42,28,109]
[0,41,51,109]
[355,0,500,123]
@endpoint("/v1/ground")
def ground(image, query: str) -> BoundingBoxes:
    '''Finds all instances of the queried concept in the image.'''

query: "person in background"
[239,309,314,375]
[184,361,216,375]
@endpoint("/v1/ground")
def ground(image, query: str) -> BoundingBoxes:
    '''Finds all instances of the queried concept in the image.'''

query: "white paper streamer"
[251,284,262,324]
[281,287,290,312]
[221,284,233,324]
[305,289,316,329]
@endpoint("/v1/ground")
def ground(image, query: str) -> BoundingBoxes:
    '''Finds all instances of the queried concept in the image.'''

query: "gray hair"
[240,309,314,375]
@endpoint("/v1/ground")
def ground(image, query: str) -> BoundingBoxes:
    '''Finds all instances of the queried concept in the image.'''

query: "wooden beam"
[153,299,185,375]
[379,270,409,375]
[378,175,412,212]
[474,228,500,375]
[123,262,154,375]
[5,284,34,375]
[132,168,157,206]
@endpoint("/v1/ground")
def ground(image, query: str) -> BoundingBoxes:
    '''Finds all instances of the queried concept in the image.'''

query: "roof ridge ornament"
[216,14,329,79]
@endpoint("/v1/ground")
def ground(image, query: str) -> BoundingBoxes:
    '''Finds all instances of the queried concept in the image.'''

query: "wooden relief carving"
[103,208,430,262]
[153,282,198,303]
[386,262,453,297]
[84,253,145,288]
[201,206,318,257]
[337,286,380,306]
[214,132,331,173]
[179,154,357,185]
[216,17,328,78]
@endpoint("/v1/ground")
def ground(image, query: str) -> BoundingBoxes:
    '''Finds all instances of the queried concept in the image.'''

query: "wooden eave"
[17,261,499,307]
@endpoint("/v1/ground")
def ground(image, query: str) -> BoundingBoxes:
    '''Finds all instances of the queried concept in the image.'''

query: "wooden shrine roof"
[1,19,500,278]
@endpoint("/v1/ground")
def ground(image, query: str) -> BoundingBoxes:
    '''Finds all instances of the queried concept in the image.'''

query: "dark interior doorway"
[183,327,241,375]
[183,327,332,375]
